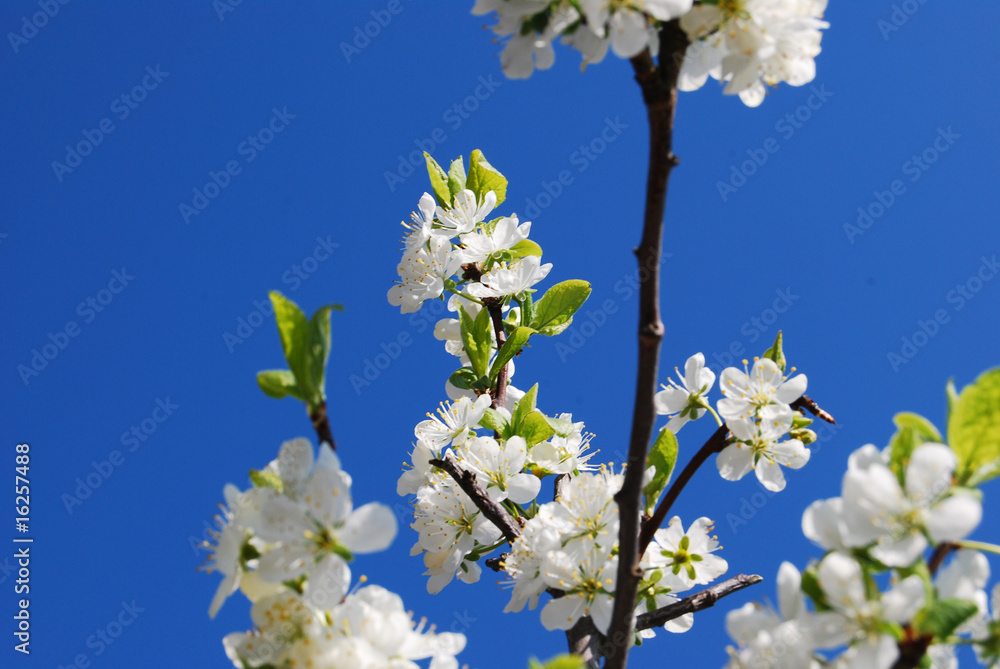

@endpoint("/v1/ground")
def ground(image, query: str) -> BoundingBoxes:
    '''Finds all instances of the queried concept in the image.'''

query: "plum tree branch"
[429,453,522,543]
[604,21,689,669]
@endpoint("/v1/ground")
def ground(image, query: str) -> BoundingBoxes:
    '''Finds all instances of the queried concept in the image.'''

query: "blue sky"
[2,2,999,667]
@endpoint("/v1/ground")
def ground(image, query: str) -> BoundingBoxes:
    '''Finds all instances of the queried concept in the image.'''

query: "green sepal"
[530,280,592,336]
[249,468,284,493]
[643,427,679,514]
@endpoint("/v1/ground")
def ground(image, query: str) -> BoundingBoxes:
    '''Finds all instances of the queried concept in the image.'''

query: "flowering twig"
[635,573,763,631]
[485,298,509,410]
[791,394,837,424]
[309,401,336,450]
[429,453,522,543]
[605,20,690,669]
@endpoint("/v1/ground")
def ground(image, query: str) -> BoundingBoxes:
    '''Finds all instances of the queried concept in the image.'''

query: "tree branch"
[635,573,763,631]
[791,394,837,424]
[567,618,603,669]
[604,21,689,669]
[485,298,509,411]
[429,453,522,543]
[309,401,336,450]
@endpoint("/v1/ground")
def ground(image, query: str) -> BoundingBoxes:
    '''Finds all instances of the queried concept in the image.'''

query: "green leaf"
[256,369,303,401]
[800,565,832,612]
[424,152,452,207]
[888,412,942,484]
[269,291,314,401]
[530,280,592,336]
[529,656,585,669]
[913,598,979,638]
[545,415,575,438]
[447,156,467,199]
[643,428,679,514]
[306,304,342,406]
[761,331,786,372]
[518,410,556,446]
[949,367,1000,485]
[510,239,543,259]
[458,304,493,379]
[465,149,508,206]
[490,326,535,380]
[946,378,958,424]
[480,407,510,434]
[449,368,483,391]
[249,468,284,493]
[511,383,539,434]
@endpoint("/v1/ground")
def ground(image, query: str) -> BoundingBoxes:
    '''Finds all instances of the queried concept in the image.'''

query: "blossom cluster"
[202,439,466,669]
[470,0,828,107]
[724,437,998,668]
[656,352,812,492]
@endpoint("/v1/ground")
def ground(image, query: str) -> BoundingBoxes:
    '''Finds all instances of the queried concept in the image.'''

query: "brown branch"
[635,573,763,631]
[791,394,837,424]
[567,618,603,669]
[638,424,729,554]
[927,542,957,576]
[604,22,689,669]
[429,453,521,543]
[309,401,336,450]
[485,298,509,411]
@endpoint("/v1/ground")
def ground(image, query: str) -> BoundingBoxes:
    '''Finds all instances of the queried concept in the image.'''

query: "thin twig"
[604,22,689,669]
[309,402,336,450]
[791,394,837,424]
[635,574,763,631]
[638,424,729,554]
[485,298,509,411]
[429,453,521,543]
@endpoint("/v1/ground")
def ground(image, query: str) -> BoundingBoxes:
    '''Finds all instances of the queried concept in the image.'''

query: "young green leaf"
[761,331,786,372]
[529,656,585,669]
[509,239,543,259]
[306,303,343,406]
[447,156,467,199]
[530,280,592,336]
[887,412,942,484]
[269,291,314,400]
[490,326,535,380]
[256,369,303,401]
[458,304,493,379]
[643,427,679,513]
[449,367,482,391]
[249,468,284,493]
[948,367,1000,485]
[480,407,510,435]
[518,410,556,446]
[545,415,575,438]
[424,152,452,207]
[511,383,539,434]
[913,598,979,638]
[465,149,508,206]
